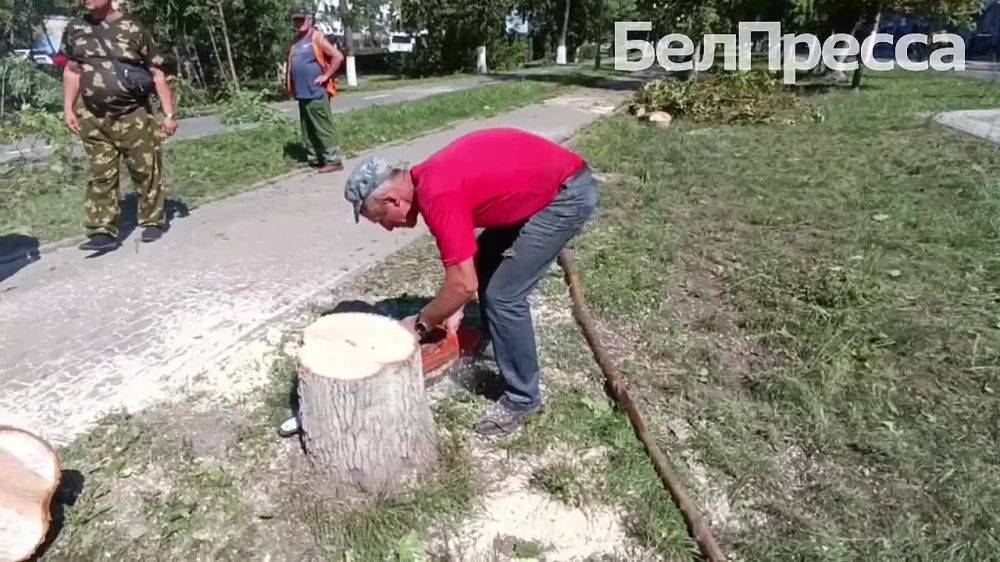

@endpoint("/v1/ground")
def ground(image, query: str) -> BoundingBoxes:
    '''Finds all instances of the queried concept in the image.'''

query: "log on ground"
[0,427,61,562]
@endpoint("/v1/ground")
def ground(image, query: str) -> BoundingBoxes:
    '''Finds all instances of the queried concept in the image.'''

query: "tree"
[557,0,570,64]
[0,0,74,54]
[399,0,513,75]
[798,0,982,89]
[578,0,636,69]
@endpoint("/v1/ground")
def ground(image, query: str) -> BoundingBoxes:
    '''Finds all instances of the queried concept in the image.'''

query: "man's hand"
[400,315,421,341]
[313,75,331,86]
[444,308,464,334]
[162,118,178,137]
[64,111,81,137]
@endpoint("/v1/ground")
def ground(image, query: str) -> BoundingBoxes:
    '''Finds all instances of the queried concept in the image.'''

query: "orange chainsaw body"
[420,326,484,377]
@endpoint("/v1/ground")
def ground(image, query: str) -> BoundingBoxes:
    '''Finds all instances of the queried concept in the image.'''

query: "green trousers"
[298,97,342,166]
[79,107,166,237]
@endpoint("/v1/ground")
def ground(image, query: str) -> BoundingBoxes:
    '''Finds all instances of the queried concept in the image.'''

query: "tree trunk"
[297,313,438,498]
[853,11,882,91]
[557,0,571,64]
[691,41,702,81]
[593,0,603,70]
[182,28,206,88]
[214,0,240,90]
[345,25,358,87]
[340,2,359,87]
[476,45,488,74]
[205,23,228,87]
[0,427,61,562]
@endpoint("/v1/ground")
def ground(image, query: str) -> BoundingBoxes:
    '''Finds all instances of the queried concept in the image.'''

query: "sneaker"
[316,162,344,174]
[474,398,542,437]
[278,415,300,438]
[78,233,117,252]
[141,226,164,243]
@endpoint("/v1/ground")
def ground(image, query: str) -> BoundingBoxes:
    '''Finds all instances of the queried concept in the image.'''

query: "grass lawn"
[0,80,560,244]
[566,69,1000,559]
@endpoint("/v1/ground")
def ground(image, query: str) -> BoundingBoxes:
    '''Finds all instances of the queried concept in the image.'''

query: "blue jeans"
[476,167,599,410]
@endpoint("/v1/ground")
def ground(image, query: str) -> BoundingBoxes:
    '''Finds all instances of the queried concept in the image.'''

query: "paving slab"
[937,108,1000,145]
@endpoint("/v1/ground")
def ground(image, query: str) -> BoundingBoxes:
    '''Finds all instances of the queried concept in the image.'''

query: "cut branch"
[557,249,726,562]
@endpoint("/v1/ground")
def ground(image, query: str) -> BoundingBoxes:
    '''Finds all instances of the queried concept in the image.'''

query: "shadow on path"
[0,234,41,283]
[31,468,86,560]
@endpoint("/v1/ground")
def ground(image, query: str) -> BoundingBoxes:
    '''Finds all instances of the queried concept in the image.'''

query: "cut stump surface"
[0,427,60,562]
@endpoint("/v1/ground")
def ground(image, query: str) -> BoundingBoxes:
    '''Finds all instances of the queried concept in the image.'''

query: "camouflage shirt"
[60,15,164,117]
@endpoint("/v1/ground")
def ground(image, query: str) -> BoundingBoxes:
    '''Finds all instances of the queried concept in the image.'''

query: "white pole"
[476,45,488,74]
[346,55,358,86]
[556,45,567,65]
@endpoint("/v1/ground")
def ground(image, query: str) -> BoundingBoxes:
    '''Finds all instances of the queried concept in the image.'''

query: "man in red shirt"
[344,128,598,436]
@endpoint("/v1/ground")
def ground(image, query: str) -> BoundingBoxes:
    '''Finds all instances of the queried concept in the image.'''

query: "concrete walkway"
[937,108,1000,145]
[0,88,624,444]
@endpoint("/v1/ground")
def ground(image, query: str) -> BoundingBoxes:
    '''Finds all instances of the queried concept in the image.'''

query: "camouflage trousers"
[79,107,166,237]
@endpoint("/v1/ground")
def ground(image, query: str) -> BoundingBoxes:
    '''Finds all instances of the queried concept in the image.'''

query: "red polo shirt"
[412,128,585,266]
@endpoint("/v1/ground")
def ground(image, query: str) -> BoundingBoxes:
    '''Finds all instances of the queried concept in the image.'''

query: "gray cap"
[344,155,395,222]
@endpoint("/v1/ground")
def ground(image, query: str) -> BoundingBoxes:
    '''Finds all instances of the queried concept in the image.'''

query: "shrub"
[219,88,287,126]
[631,70,802,124]
[576,42,599,62]
[0,58,62,113]
[0,106,69,144]
[172,78,216,110]
[487,37,528,71]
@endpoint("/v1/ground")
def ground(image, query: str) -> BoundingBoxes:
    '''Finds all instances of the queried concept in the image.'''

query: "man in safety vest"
[287,7,344,173]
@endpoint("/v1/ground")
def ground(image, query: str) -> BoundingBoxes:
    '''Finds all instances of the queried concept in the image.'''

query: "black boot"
[141,226,164,243]
[79,233,117,251]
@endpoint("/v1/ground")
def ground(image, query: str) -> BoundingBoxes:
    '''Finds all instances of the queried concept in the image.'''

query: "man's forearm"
[62,66,80,114]
[152,72,176,115]
[420,283,472,328]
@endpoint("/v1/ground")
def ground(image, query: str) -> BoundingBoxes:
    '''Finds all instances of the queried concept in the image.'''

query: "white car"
[388,33,415,53]
[10,50,54,65]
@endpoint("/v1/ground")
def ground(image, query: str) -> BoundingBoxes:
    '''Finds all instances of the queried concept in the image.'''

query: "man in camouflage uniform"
[61,0,178,251]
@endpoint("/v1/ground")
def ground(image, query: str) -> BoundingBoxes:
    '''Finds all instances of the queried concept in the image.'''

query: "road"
[956,61,1000,83]
[0,87,626,444]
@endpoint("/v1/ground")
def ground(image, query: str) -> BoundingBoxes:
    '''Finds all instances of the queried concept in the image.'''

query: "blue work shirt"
[290,32,326,100]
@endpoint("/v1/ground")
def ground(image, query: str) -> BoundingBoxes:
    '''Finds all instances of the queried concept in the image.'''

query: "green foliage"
[398,0,514,75]
[529,463,585,507]
[575,42,598,62]
[575,70,1000,558]
[126,0,299,87]
[0,105,68,143]
[172,77,216,110]
[632,71,802,124]
[487,36,529,71]
[219,88,287,125]
[0,58,61,112]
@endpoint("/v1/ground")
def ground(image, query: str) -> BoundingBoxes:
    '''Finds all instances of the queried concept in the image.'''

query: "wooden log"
[0,427,61,562]
[297,312,438,497]
[557,250,727,562]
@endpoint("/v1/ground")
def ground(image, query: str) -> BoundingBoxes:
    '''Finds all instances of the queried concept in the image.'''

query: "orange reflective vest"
[286,31,338,98]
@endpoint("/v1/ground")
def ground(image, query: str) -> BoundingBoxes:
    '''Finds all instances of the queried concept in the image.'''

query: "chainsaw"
[419,325,485,378]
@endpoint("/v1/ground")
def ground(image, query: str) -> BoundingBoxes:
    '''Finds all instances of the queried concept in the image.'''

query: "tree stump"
[0,427,61,562]
[297,312,438,497]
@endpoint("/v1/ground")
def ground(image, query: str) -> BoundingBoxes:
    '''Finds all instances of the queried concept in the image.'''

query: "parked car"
[388,33,415,53]
[8,49,55,66]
